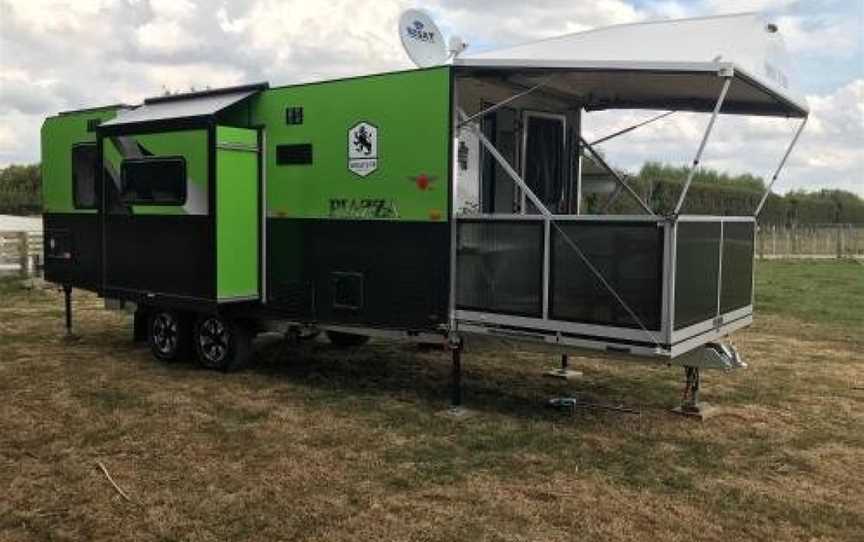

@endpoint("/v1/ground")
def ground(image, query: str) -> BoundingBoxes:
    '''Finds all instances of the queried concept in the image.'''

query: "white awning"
[101,83,267,128]
[455,13,808,118]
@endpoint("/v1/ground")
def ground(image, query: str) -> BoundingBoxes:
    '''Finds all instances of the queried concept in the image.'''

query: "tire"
[325,330,370,347]
[148,309,192,362]
[194,315,253,372]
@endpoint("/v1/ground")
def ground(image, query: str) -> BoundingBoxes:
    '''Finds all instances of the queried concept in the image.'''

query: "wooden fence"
[0,231,43,274]
[756,224,864,259]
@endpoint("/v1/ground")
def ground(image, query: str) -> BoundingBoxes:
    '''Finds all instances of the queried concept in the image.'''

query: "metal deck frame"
[448,69,776,362]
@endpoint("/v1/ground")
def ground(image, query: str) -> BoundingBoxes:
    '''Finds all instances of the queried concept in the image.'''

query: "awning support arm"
[590,111,675,146]
[754,117,808,217]
[672,77,732,215]
[580,136,655,215]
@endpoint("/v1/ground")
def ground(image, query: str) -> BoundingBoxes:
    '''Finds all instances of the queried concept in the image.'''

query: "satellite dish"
[399,9,449,68]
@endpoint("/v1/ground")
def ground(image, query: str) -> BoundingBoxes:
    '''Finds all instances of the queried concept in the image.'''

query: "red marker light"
[416,174,430,190]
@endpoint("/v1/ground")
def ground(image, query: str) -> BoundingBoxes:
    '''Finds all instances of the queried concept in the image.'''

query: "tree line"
[1,160,862,224]
[587,161,864,225]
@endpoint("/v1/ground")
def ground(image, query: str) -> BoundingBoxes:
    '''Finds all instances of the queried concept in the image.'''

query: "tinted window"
[120,157,186,205]
[276,144,313,165]
[72,144,98,209]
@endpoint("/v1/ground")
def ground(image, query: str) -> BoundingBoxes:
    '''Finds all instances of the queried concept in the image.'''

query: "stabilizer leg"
[62,285,79,342]
[543,353,583,380]
[444,334,471,417]
[671,366,718,420]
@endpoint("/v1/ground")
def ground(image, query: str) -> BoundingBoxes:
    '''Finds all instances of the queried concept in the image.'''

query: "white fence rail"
[0,231,44,274]
[756,224,863,259]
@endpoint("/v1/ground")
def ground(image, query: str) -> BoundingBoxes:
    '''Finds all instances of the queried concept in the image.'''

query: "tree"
[0,163,42,215]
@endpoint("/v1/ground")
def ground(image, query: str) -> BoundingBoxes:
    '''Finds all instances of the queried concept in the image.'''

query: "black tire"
[325,330,370,347]
[147,310,192,362]
[194,315,253,372]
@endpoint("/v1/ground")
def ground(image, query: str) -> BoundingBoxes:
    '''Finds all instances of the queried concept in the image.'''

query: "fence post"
[17,232,29,276]
[771,225,776,257]
[836,225,842,259]
[758,224,764,260]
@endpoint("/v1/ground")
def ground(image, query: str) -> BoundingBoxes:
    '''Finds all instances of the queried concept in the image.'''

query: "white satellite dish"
[399,9,449,68]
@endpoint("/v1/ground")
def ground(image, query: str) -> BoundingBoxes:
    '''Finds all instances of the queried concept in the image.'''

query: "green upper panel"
[41,107,119,214]
[246,67,452,222]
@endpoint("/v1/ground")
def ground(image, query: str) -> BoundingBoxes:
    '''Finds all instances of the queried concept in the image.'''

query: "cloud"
[0,0,860,196]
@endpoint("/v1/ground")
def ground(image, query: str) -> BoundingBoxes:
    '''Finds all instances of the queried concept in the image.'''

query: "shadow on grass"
[244,335,682,423]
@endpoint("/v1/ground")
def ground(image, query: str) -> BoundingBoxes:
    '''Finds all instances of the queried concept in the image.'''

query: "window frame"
[119,156,188,206]
[71,142,99,210]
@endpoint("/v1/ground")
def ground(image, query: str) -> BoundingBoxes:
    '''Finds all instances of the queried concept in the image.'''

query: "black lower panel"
[43,213,99,290]
[267,219,449,329]
[104,214,214,300]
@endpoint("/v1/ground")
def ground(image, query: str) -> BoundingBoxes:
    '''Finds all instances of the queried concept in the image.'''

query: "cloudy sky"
[1,0,861,195]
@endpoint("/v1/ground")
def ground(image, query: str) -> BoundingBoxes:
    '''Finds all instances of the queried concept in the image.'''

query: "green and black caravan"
[41,13,808,412]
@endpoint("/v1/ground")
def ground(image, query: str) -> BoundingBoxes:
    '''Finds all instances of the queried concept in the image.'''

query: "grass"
[755,259,864,335]
[1,262,863,541]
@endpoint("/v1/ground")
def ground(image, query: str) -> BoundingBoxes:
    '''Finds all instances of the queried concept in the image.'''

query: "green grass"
[755,259,864,332]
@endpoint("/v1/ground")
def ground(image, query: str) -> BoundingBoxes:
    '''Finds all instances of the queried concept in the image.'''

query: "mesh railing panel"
[550,222,663,330]
[720,221,755,314]
[456,220,544,317]
[674,221,722,330]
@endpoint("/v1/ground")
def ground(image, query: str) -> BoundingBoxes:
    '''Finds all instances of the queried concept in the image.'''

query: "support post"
[543,353,583,380]
[673,76,732,215]
[63,285,73,337]
[449,335,463,410]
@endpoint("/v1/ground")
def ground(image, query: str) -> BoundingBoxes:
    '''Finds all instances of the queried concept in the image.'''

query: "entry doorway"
[520,111,567,214]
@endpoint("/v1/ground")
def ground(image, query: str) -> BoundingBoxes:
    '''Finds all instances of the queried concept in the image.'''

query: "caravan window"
[71,143,98,209]
[120,157,187,205]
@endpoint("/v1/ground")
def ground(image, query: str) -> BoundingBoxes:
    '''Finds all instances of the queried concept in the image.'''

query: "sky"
[0,0,862,195]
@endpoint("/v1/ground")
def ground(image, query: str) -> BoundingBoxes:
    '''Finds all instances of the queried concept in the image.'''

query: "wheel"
[194,315,253,371]
[148,310,191,362]
[325,330,370,347]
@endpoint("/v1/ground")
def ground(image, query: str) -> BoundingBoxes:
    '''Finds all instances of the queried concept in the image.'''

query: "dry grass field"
[1,261,862,541]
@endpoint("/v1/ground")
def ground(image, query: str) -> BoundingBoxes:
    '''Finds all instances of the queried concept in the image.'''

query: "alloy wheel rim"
[199,318,230,366]
[152,313,178,355]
